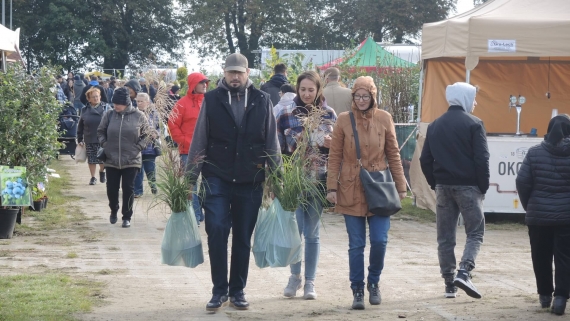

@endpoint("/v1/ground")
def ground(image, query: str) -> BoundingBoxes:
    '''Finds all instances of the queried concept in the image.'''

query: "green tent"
[320,37,416,71]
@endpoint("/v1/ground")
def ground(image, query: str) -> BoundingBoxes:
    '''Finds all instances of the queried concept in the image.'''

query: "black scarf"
[545,115,570,145]
[292,95,323,116]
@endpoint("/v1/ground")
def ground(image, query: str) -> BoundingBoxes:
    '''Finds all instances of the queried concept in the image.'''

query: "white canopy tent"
[422,0,570,60]
[0,25,22,71]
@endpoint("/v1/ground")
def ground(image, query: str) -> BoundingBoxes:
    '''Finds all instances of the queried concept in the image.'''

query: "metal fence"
[395,124,418,191]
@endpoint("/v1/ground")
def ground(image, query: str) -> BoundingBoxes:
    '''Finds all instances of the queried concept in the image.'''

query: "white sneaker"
[304,280,317,300]
[283,275,302,297]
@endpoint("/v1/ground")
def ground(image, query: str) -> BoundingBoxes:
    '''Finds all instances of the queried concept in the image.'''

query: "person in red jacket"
[168,72,209,223]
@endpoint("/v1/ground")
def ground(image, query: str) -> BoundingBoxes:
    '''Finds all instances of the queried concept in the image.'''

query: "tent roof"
[422,0,570,59]
[320,37,416,71]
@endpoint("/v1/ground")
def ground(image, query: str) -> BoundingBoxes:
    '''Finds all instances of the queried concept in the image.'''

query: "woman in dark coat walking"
[516,114,570,315]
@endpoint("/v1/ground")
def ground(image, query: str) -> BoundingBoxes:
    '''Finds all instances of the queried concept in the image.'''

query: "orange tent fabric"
[421,57,570,136]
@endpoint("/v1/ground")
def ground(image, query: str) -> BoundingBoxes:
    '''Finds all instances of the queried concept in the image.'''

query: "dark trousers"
[528,225,570,299]
[106,167,139,221]
[202,176,262,296]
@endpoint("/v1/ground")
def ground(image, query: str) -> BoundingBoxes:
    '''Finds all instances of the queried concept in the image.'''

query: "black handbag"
[349,112,401,216]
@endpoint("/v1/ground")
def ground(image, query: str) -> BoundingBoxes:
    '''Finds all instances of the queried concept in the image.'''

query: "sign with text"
[488,40,516,53]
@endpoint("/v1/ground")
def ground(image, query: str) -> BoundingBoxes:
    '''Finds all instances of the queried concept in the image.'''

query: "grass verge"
[15,160,85,234]
[396,196,436,223]
[0,274,103,321]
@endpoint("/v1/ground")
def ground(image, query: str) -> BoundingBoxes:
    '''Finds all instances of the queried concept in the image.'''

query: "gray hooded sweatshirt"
[445,82,476,113]
[97,105,153,169]
[187,78,281,180]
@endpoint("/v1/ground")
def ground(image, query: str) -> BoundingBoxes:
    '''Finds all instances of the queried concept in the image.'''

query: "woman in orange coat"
[168,72,209,222]
[326,76,406,310]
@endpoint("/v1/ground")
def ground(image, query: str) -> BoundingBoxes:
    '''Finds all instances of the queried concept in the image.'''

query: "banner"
[0,166,31,206]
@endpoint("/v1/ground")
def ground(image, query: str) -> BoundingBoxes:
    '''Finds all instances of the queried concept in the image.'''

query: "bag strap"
[349,112,362,167]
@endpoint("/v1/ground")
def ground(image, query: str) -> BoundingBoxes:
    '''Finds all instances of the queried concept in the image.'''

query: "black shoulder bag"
[349,112,401,216]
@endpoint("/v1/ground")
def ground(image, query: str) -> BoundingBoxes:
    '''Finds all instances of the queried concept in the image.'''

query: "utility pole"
[10,0,12,29]
[2,0,5,26]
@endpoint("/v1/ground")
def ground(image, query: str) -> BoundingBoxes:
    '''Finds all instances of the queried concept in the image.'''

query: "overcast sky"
[185,0,476,74]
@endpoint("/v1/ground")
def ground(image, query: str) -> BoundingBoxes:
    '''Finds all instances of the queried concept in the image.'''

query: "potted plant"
[31,187,43,212]
[0,167,31,238]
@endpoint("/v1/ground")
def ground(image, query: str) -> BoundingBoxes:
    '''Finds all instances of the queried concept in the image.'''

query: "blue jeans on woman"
[344,214,390,290]
[180,154,204,222]
[290,194,323,281]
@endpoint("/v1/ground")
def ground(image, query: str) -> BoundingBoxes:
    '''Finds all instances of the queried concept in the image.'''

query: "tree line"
[13,0,464,71]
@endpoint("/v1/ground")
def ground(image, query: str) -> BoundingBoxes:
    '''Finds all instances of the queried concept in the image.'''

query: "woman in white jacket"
[272,84,296,118]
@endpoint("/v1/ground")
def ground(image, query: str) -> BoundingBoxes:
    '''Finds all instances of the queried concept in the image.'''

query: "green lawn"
[0,274,103,321]
[16,161,84,233]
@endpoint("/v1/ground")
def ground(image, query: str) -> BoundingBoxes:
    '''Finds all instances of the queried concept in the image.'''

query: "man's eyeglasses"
[353,95,371,101]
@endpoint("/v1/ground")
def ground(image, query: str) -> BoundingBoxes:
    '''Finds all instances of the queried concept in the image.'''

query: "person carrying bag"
[325,76,407,310]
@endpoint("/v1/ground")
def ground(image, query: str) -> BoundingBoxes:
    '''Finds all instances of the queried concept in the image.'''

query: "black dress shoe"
[206,294,228,312]
[110,212,118,224]
[122,220,130,228]
[230,291,249,310]
[552,296,567,315]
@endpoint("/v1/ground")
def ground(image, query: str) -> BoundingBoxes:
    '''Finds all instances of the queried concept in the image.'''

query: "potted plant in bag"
[144,71,204,268]
[254,107,329,268]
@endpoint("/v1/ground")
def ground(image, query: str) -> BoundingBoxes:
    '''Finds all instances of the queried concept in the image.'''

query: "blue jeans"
[202,176,263,296]
[134,155,157,196]
[73,101,84,115]
[290,194,323,281]
[180,154,203,221]
[344,214,391,290]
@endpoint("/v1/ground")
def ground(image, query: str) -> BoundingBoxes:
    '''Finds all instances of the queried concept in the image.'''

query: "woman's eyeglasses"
[353,95,371,101]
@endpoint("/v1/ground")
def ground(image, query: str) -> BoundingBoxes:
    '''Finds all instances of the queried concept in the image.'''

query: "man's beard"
[229,82,242,93]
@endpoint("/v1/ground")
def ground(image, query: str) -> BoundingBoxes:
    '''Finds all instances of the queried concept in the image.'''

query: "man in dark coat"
[80,75,108,105]
[420,82,489,300]
[187,53,281,312]
[261,63,288,106]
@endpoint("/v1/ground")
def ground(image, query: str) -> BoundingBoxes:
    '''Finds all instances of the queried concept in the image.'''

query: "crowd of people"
[53,53,569,315]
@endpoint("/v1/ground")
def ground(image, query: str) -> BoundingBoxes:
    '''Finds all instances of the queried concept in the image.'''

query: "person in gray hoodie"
[73,75,86,115]
[420,82,490,300]
[97,87,153,228]
[186,53,281,312]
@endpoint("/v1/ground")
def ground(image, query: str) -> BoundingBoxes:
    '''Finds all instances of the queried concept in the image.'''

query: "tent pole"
[1,50,6,72]
[417,62,424,124]
[466,69,471,83]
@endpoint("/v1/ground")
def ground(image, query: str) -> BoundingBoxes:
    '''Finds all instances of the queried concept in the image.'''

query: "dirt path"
[0,157,562,320]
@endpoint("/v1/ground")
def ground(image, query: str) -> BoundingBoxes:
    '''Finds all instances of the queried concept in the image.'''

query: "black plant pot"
[32,200,43,212]
[0,208,19,239]
[42,197,48,209]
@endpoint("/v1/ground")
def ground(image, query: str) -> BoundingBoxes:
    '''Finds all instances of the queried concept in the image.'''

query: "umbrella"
[84,71,113,78]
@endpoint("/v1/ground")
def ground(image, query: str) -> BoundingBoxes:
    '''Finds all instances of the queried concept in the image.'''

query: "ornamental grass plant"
[265,105,330,212]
